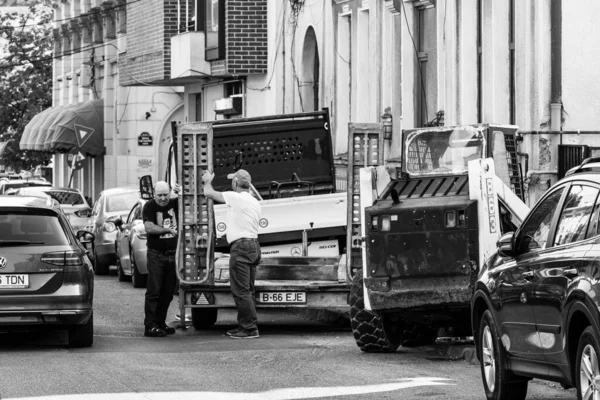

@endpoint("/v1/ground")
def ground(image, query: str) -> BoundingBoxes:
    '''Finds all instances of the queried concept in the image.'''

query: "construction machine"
[348,123,530,352]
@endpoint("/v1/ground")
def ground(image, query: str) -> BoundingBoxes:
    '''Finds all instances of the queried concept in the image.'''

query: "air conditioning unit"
[213,96,243,115]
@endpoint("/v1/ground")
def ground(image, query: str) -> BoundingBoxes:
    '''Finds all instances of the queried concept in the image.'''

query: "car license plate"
[257,292,306,304]
[0,274,29,289]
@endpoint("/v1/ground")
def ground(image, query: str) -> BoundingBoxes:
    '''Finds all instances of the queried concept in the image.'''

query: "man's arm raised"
[201,171,225,204]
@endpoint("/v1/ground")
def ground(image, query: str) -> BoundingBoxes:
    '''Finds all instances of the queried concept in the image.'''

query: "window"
[106,192,139,213]
[553,185,599,245]
[205,0,224,60]
[517,188,564,254]
[0,212,70,246]
[126,204,139,224]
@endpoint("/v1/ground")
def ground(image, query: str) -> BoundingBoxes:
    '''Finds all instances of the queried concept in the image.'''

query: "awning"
[20,99,104,156]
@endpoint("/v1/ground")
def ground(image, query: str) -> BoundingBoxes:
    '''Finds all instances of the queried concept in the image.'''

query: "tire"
[68,312,94,348]
[349,269,402,352]
[131,255,147,288]
[93,251,109,276]
[576,326,600,400]
[478,310,528,400]
[191,308,218,329]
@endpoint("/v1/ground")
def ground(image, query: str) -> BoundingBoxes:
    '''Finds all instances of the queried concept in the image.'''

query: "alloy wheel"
[482,325,496,392]
[580,343,600,400]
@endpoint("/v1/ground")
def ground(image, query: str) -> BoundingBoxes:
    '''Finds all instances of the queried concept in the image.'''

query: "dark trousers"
[229,238,261,331]
[144,249,176,329]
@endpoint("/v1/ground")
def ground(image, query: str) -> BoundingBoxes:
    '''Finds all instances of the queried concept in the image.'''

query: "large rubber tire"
[576,326,600,400]
[131,254,147,288]
[349,269,401,352]
[68,312,94,348]
[191,308,218,330]
[93,251,109,276]
[478,310,528,400]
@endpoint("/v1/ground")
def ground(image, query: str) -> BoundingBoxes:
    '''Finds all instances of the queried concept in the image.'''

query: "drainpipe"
[549,0,562,166]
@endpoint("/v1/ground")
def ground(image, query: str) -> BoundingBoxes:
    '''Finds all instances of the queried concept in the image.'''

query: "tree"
[0,0,53,172]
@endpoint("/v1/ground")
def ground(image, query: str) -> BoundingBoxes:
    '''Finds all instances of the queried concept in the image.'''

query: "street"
[0,273,577,400]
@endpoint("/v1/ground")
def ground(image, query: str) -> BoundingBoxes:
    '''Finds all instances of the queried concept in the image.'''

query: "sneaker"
[229,329,259,339]
[176,313,192,323]
[144,326,167,337]
[226,328,241,336]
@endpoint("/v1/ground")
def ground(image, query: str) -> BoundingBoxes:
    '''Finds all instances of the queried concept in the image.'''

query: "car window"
[106,192,139,213]
[517,188,564,254]
[126,204,139,224]
[0,211,70,245]
[92,196,103,216]
[553,185,599,246]
[46,190,85,205]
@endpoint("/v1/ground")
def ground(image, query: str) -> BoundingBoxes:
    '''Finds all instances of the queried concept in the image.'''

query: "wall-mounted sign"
[138,132,153,146]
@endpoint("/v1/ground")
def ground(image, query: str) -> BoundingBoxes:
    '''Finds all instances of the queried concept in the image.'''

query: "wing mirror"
[114,217,124,229]
[497,232,516,258]
[76,230,95,243]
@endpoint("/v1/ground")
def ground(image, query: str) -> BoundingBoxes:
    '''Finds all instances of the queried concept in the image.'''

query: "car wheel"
[131,254,147,288]
[68,312,94,348]
[349,269,402,352]
[93,251,109,276]
[478,310,528,400]
[191,308,218,329]
[576,326,600,400]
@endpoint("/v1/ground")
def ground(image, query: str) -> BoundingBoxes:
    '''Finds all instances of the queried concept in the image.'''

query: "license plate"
[257,292,306,304]
[0,274,29,289]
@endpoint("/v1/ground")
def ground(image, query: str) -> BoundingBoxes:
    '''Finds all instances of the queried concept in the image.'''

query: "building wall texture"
[225,0,268,75]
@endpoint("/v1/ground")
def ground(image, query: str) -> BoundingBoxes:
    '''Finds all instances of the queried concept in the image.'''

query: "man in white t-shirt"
[202,169,262,339]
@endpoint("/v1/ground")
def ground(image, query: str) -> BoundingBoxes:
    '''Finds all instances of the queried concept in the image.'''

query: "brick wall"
[225,0,268,75]
[120,0,179,86]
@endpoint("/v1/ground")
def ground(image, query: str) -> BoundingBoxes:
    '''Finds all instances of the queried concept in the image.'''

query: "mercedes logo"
[0,257,7,269]
[291,247,301,257]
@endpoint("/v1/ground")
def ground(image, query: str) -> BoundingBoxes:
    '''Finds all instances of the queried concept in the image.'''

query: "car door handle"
[562,268,579,278]
[522,271,535,281]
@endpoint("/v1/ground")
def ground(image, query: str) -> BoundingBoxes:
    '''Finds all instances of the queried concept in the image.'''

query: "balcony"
[170,31,212,84]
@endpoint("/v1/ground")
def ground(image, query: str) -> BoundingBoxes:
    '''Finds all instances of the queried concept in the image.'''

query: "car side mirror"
[497,232,516,258]
[76,230,95,244]
[114,217,123,229]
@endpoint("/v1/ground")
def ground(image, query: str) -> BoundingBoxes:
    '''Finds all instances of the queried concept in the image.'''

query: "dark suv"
[471,157,600,399]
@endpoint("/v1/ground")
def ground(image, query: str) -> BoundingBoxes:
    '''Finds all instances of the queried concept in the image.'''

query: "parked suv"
[0,195,95,347]
[471,157,600,399]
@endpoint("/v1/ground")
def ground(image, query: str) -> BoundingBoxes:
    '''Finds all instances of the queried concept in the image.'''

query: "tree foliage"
[0,0,53,171]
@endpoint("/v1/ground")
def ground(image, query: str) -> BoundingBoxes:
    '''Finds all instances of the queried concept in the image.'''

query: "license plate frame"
[0,274,29,289]
[256,291,307,304]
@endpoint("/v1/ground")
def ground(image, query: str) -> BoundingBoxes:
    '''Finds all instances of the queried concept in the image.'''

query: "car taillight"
[75,209,91,218]
[103,221,116,232]
[41,251,83,267]
[445,210,457,227]
[371,216,379,231]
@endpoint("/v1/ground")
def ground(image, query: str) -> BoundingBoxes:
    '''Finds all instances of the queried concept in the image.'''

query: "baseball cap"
[227,169,252,187]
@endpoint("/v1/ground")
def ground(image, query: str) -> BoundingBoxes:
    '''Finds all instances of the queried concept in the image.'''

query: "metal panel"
[346,123,384,278]
[558,144,590,179]
[177,122,215,285]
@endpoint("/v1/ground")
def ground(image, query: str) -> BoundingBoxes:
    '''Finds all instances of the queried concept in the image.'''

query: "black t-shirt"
[142,198,178,251]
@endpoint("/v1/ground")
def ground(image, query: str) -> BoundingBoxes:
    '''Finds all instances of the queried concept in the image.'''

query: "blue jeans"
[229,238,261,331]
[144,249,176,329]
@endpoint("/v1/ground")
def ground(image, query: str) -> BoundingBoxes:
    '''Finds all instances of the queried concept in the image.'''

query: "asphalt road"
[0,272,578,400]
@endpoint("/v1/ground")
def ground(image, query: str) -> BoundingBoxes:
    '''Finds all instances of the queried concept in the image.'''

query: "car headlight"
[103,221,116,232]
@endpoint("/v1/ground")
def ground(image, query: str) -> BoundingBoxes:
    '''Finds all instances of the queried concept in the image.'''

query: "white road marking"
[10,377,454,400]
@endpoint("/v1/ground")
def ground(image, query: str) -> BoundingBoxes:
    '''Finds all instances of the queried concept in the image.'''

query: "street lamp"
[382,107,393,141]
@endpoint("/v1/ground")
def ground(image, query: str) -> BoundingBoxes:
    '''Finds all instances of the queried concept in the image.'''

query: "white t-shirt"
[222,191,261,243]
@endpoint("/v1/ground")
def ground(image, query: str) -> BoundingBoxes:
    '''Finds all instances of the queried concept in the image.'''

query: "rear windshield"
[1,182,51,194]
[0,211,70,245]
[45,191,85,205]
[106,192,139,213]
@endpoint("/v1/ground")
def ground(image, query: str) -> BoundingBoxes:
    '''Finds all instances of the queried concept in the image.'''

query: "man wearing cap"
[202,169,262,339]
